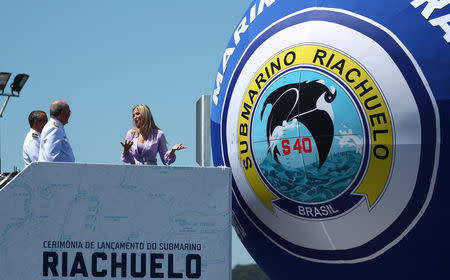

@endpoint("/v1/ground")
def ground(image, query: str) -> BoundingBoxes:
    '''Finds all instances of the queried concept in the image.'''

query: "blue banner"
[211,1,449,279]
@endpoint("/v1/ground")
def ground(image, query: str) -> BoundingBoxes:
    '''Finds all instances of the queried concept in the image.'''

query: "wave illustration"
[259,151,362,203]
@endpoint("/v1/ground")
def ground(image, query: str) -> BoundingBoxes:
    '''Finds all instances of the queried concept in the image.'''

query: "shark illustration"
[261,80,337,168]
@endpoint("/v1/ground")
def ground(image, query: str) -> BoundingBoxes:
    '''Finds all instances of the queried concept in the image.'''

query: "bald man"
[38,100,75,162]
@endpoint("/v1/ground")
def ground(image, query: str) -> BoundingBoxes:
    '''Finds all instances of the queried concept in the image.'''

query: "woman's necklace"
[138,134,146,144]
[138,129,149,143]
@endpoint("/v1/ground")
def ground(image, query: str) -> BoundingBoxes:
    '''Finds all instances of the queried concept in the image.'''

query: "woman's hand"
[120,139,134,154]
[170,143,187,155]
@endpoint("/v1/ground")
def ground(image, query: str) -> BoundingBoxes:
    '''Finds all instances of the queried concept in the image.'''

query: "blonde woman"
[120,104,186,165]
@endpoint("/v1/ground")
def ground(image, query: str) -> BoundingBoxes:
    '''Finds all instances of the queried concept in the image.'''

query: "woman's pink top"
[121,129,175,165]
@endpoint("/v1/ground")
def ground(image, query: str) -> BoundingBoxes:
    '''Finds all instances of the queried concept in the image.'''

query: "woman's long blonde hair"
[132,104,160,138]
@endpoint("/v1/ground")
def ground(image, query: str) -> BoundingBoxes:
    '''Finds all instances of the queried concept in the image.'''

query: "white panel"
[196,95,212,166]
[0,162,231,279]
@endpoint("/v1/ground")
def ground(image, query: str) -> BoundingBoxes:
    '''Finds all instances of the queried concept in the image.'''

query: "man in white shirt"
[39,100,75,162]
[23,110,48,166]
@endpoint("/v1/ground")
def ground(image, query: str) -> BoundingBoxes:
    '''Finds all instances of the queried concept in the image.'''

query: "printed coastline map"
[0,163,231,279]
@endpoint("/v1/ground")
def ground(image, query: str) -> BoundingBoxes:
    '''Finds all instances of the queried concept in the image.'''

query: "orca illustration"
[261,80,337,168]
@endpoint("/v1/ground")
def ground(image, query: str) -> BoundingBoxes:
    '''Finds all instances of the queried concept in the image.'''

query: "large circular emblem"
[215,8,439,263]
[240,45,390,220]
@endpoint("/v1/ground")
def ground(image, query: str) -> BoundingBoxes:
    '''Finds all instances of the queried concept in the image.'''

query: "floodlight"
[10,74,29,94]
[0,73,11,92]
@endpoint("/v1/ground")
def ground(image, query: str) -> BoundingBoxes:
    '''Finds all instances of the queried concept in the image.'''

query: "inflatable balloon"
[211,0,449,279]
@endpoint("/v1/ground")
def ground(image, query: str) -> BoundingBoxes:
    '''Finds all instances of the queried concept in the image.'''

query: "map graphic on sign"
[0,163,231,279]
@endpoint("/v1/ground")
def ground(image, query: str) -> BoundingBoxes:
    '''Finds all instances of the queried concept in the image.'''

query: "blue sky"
[1,0,254,267]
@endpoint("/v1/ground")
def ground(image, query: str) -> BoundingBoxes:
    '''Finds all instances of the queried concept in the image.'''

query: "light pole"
[0,72,30,173]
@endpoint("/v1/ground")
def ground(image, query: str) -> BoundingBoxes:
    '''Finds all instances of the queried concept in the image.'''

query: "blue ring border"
[219,9,437,261]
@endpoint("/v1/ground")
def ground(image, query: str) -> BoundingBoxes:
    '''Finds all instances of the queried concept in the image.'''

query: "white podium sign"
[0,163,231,279]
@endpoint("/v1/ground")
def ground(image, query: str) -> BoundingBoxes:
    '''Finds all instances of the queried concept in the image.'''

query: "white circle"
[225,19,422,257]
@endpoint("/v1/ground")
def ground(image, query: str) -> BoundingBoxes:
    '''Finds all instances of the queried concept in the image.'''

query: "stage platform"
[0,162,232,279]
